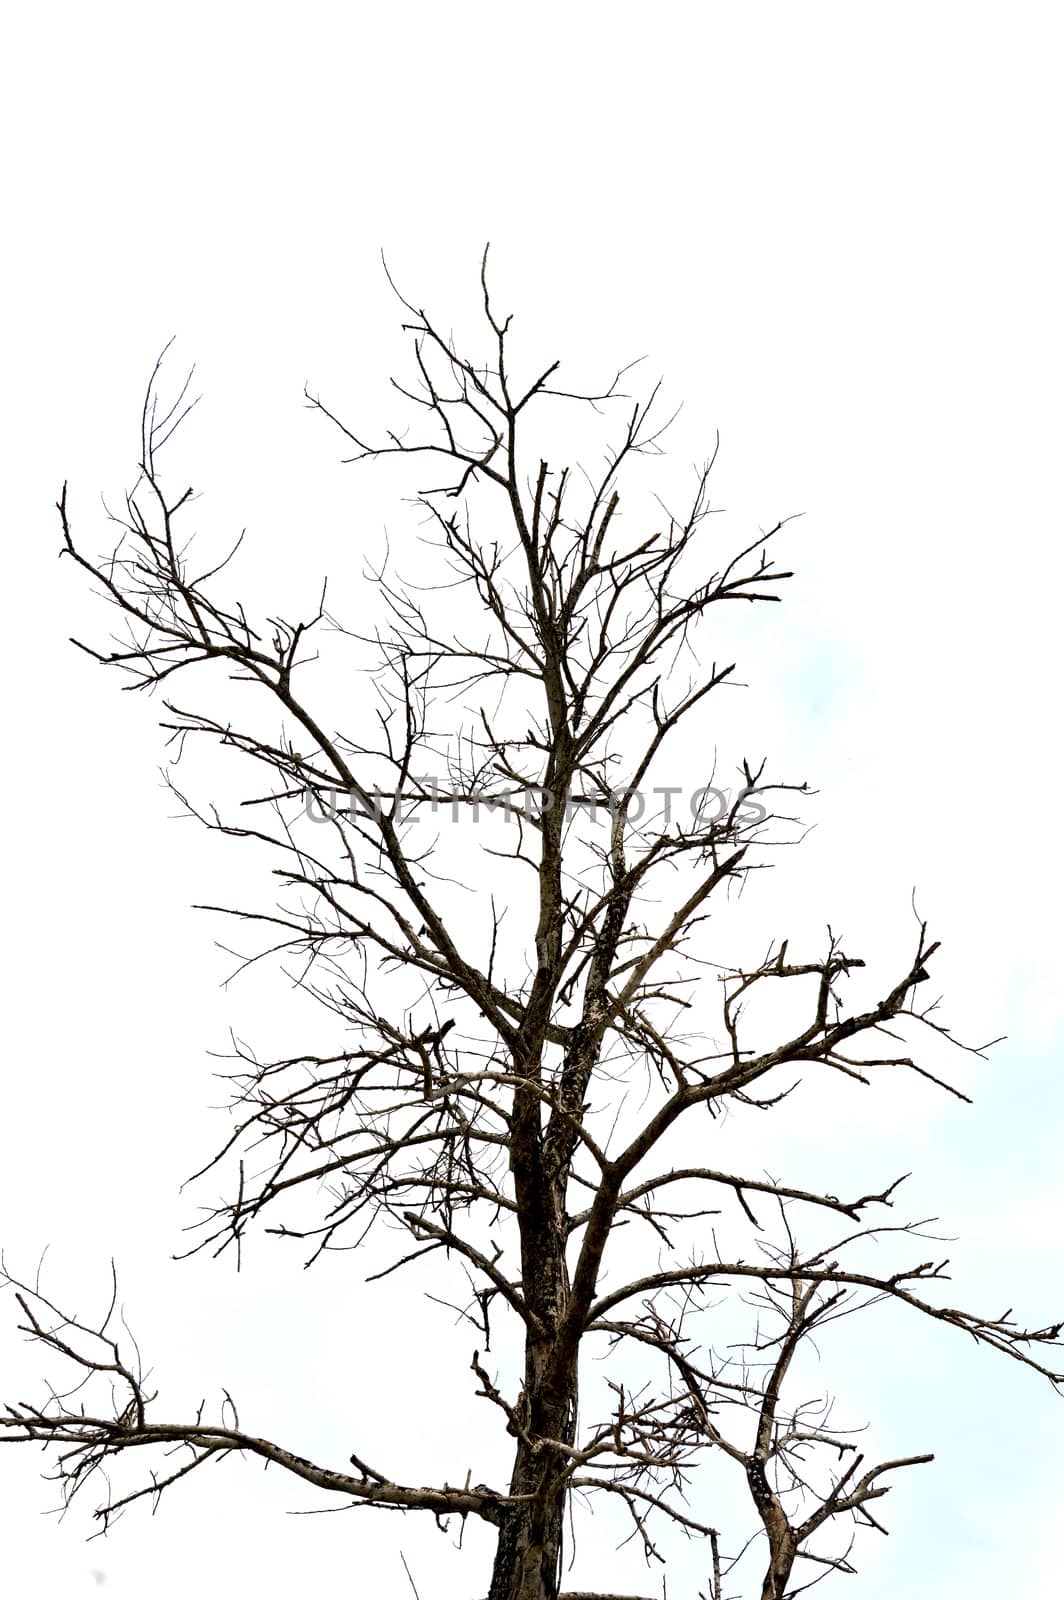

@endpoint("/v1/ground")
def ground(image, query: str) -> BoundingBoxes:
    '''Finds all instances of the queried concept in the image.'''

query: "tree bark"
[487,1393,575,1600]
[488,1132,578,1600]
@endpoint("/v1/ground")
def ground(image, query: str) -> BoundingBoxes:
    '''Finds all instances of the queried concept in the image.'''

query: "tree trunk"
[755,1494,797,1600]
[487,1376,577,1600]
[488,1147,577,1600]
[760,1542,797,1600]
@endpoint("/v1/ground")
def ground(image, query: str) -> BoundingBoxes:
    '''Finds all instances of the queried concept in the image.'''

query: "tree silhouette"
[4,257,1061,1600]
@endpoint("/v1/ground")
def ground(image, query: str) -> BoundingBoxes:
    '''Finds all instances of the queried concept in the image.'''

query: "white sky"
[1,4,1062,1597]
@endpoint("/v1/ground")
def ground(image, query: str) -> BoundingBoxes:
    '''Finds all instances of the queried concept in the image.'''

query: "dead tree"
[3,257,1061,1600]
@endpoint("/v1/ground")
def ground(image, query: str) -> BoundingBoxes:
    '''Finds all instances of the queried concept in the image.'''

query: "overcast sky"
[2,4,1062,1597]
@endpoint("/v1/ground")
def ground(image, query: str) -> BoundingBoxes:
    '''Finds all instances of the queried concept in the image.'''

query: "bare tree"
[3,257,1061,1600]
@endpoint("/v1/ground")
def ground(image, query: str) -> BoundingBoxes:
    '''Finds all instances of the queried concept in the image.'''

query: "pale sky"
[1,4,1062,1597]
